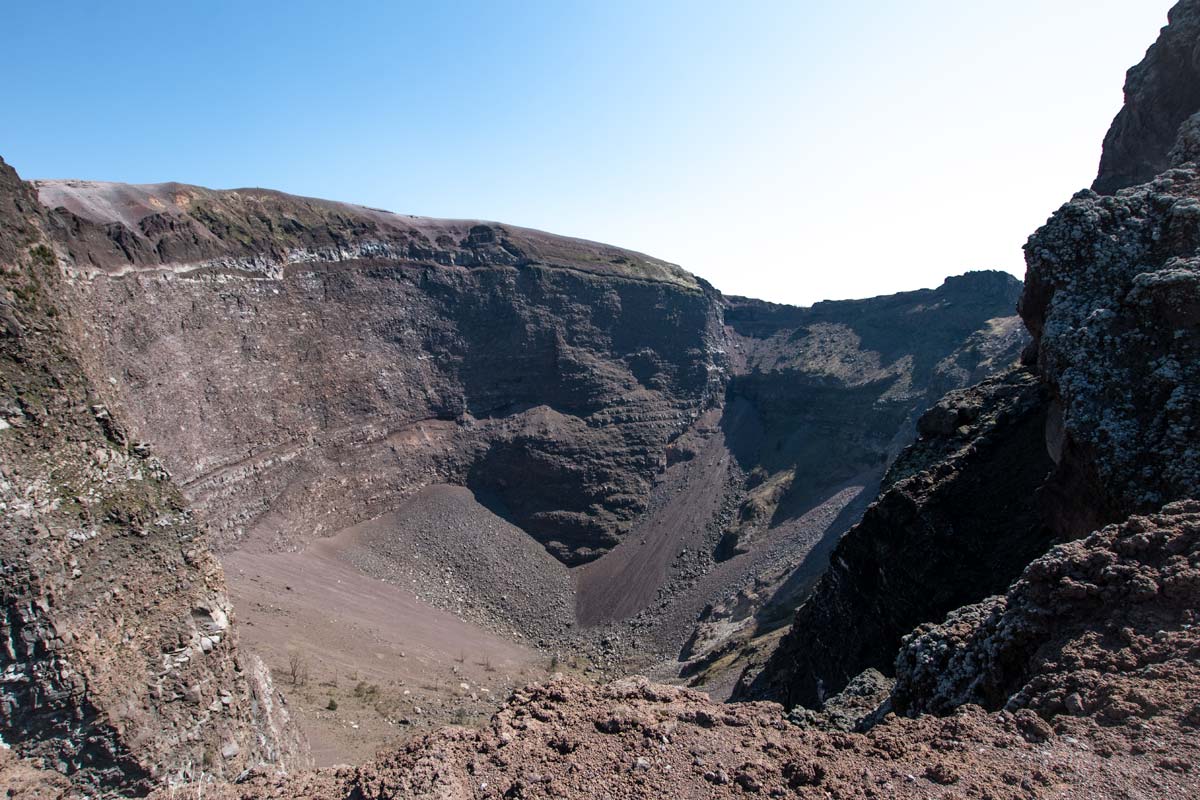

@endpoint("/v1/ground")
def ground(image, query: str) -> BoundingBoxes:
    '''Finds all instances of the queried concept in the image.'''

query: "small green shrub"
[30,244,55,266]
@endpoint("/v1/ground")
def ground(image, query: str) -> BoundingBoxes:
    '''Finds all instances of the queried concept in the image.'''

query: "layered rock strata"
[0,158,304,796]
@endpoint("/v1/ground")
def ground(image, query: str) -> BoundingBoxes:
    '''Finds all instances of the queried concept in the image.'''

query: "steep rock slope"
[596,275,1028,684]
[542,274,1025,681]
[0,158,304,796]
[40,180,725,565]
[716,272,1024,561]
[741,0,1200,715]
[1093,0,1200,194]
[735,369,1054,707]
[1022,167,1200,522]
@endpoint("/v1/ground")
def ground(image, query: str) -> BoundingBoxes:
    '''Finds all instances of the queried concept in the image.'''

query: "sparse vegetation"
[30,243,55,266]
[287,650,310,686]
[353,680,380,699]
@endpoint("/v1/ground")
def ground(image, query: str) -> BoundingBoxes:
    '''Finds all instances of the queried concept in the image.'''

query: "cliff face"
[735,368,1054,707]
[0,159,304,796]
[716,273,1025,560]
[32,178,1024,588]
[40,180,725,566]
[742,0,1200,716]
[1021,0,1200,539]
[571,273,1026,681]
[1022,171,1200,523]
[1093,0,1200,194]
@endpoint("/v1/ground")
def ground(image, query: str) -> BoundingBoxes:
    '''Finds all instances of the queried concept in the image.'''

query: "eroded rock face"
[36,177,1025,580]
[0,158,305,796]
[1093,0,1200,194]
[661,277,1026,682]
[1022,170,1200,521]
[40,179,725,566]
[560,273,1025,681]
[734,369,1054,708]
[716,273,1026,559]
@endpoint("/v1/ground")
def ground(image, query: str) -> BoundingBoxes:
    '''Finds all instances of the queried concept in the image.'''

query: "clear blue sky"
[0,1,1176,304]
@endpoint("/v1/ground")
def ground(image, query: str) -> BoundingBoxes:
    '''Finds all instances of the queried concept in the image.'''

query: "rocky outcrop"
[1093,0,1200,194]
[1022,169,1200,524]
[740,0,1200,715]
[734,369,1054,708]
[894,501,1200,718]
[0,158,304,796]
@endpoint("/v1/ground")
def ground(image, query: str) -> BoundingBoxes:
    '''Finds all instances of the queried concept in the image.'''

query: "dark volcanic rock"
[734,368,1054,708]
[894,501,1200,718]
[1022,169,1200,524]
[1093,0,1200,194]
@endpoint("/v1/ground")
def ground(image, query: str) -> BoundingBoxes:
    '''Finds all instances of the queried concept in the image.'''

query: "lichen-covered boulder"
[893,501,1200,718]
[1021,169,1200,515]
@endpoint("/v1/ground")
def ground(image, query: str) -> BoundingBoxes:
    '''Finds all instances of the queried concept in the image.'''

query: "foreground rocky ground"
[124,503,1198,799]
